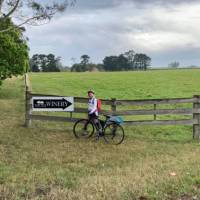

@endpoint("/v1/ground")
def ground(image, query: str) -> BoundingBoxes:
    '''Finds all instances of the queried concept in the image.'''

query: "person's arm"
[89,98,97,115]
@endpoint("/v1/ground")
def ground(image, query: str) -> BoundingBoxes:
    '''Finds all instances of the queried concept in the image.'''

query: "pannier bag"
[108,116,124,124]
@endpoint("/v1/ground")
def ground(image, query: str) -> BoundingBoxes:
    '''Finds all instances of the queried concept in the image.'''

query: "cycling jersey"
[88,97,98,116]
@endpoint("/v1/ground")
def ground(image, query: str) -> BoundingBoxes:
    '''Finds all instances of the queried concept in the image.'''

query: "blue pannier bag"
[108,116,124,124]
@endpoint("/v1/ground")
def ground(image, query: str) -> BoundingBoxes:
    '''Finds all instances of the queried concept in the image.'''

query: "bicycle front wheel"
[103,123,125,145]
[73,119,95,138]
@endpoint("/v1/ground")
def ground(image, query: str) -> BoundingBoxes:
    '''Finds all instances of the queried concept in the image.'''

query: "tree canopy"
[0,0,75,86]
[30,54,61,72]
[71,54,102,72]
[103,51,151,71]
[168,61,180,68]
[0,18,29,85]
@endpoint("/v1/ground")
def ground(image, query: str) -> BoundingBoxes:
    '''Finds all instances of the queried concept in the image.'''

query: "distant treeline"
[71,50,151,72]
[30,54,65,72]
[30,50,151,72]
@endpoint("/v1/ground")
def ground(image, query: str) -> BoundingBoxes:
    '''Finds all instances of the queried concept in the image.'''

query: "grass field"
[30,69,200,99]
[1,69,200,200]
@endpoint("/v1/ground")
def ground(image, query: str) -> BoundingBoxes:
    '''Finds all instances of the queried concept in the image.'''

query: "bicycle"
[73,115,125,145]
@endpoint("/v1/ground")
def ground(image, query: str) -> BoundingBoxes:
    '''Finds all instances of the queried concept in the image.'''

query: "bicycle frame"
[86,116,113,135]
[73,115,125,144]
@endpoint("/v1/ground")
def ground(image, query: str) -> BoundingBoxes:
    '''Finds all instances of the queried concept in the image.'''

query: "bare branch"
[0,0,76,32]
[0,14,50,33]
[4,0,21,18]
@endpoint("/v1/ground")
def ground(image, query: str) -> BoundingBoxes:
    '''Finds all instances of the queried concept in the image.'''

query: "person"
[86,89,102,140]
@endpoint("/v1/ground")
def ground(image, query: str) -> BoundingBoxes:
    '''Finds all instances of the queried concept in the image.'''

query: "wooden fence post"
[25,74,32,127]
[70,112,72,119]
[154,104,157,120]
[111,98,117,115]
[193,95,200,139]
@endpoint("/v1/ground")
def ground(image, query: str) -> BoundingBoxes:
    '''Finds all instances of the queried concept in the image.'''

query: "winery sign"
[32,97,74,112]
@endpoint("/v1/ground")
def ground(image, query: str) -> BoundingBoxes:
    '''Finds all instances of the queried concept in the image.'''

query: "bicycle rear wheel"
[103,122,125,145]
[73,119,95,138]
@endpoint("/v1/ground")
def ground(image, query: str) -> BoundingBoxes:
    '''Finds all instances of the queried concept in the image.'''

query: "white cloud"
[26,1,200,67]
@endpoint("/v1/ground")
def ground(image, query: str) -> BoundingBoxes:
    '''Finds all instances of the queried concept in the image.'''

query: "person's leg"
[83,115,91,130]
[94,118,102,133]
[89,114,102,139]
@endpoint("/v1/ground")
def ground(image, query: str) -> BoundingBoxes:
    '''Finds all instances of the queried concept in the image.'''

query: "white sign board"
[32,97,74,112]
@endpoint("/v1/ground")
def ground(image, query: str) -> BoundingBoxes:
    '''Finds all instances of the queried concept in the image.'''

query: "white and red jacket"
[88,97,98,116]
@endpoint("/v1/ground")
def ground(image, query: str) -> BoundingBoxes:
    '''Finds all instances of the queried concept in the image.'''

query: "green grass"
[30,69,200,121]
[30,69,200,99]
[1,70,200,199]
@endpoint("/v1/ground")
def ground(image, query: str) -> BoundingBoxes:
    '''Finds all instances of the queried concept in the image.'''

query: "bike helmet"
[87,89,95,94]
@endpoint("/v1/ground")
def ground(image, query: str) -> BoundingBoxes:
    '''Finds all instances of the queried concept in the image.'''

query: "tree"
[30,54,40,72]
[0,0,76,32]
[71,55,98,72]
[0,18,29,85]
[80,55,90,65]
[0,1,74,86]
[55,56,64,70]
[71,55,104,72]
[46,54,60,72]
[103,54,129,71]
[71,63,83,72]
[117,54,129,70]
[103,56,119,71]
[71,51,151,72]
[79,54,89,71]
[30,61,40,72]
[168,61,180,68]
[124,50,135,70]
[30,54,61,72]
[133,54,151,70]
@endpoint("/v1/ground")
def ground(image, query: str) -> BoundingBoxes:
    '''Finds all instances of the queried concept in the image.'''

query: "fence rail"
[115,98,196,105]
[24,74,200,139]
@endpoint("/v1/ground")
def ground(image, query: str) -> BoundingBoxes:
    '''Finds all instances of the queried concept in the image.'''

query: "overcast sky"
[26,0,200,67]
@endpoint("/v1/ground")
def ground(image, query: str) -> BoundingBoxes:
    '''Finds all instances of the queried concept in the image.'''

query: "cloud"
[73,0,200,10]
[26,0,200,67]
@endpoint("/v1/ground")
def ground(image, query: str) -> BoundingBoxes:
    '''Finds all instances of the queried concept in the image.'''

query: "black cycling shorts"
[88,113,98,120]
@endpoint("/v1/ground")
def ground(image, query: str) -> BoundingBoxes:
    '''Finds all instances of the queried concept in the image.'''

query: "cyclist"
[86,89,102,140]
